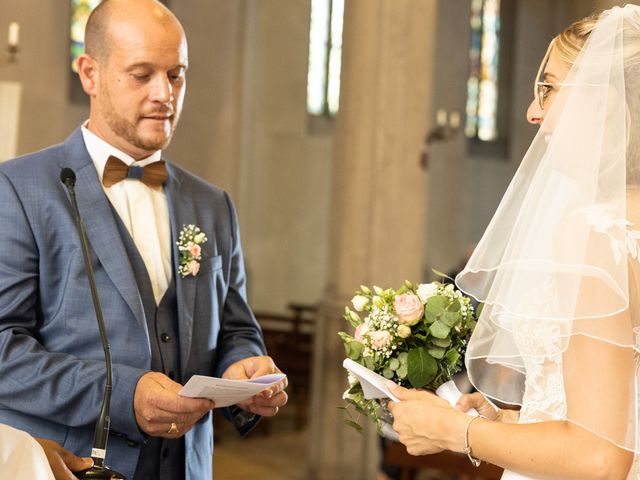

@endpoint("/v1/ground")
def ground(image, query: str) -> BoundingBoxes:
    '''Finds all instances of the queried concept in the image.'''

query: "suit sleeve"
[212,193,268,435]
[0,172,146,442]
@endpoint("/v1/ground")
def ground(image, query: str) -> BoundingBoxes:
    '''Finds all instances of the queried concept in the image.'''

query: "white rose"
[397,324,412,338]
[351,295,369,312]
[194,232,207,243]
[416,283,438,302]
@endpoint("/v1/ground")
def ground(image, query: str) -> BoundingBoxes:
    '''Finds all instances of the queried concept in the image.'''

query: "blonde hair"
[533,12,600,104]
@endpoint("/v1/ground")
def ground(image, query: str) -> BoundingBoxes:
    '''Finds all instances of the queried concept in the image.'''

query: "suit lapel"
[61,130,147,330]
[165,166,196,373]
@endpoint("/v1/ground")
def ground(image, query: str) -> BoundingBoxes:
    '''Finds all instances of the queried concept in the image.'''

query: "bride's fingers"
[456,392,491,412]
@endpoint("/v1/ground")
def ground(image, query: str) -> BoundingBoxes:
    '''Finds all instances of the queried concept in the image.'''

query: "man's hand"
[35,438,93,480]
[222,356,288,416]
[134,371,215,438]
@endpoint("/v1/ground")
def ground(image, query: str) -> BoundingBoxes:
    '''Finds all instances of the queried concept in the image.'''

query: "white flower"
[351,295,369,312]
[397,324,411,338]
[416,283,438,303]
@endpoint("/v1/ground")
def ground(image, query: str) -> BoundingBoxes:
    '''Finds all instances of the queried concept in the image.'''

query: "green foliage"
[339,279,479,435]
[407,347,438,387]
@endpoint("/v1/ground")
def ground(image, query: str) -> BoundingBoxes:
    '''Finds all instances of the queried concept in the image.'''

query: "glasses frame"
[535,81,602,110]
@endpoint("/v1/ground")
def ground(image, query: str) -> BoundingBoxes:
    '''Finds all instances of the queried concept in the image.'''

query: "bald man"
[0,1,287,478]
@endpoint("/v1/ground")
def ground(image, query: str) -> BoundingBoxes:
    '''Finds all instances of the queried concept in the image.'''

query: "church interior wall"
[0,0,630,317]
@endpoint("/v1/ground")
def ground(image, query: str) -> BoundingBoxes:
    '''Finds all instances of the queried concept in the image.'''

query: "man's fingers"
[58,449,93,473]
[134,372,214,437]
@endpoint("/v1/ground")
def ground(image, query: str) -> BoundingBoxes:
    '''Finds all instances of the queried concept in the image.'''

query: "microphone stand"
[61,168,125,480]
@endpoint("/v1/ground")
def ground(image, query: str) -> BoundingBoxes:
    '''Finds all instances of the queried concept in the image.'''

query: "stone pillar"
[307,1,438,478]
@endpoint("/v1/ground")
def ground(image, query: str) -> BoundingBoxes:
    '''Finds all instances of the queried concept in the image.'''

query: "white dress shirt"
[81,124,171,304]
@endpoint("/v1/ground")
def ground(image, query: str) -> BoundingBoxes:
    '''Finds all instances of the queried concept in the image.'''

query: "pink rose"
[354,323,369,341]
[187,260,200,276]
[394,293,424,326]
[370,330,392,350]
[189,243,202,258]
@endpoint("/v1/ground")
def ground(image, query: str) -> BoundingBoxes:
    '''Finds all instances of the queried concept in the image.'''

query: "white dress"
[500,252,640,480]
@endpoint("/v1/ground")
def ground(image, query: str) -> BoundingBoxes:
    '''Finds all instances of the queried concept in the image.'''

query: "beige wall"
[232,0,333,312]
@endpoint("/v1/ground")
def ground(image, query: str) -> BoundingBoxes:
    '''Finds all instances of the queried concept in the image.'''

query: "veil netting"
[456,4,640,453]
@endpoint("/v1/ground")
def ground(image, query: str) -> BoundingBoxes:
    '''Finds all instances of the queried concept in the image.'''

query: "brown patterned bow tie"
[102,155,168,190]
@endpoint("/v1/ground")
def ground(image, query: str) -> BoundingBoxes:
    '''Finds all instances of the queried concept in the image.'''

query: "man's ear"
[76,54,99,96]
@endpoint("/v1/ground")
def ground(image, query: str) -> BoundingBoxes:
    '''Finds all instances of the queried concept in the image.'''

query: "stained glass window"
[306,0,344,117]
[465,0,501,141]
[70,0,102,72]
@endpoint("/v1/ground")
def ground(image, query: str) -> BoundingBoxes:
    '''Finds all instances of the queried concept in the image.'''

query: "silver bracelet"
[463,415,482,467]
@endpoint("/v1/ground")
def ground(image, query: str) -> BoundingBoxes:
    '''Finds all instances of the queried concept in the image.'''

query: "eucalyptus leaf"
[428,347,446,359]
[388,358,400,370]
[383,368,395,379]
[440,312,459,327]
[363,355,375,370]
[429,320,451,339]
[431,337,451,347]
[347,341,364,360]
[407,347,437,388]
[447,299,461,312]
[397,352,408,364]
[424,295,448,317]
[397,364,408,378]
[445,349,461,366]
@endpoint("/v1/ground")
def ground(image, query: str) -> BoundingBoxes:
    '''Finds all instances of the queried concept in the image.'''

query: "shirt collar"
[81,121,162,181]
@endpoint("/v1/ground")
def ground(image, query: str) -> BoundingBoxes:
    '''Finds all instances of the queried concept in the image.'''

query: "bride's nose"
[527,98,545,124]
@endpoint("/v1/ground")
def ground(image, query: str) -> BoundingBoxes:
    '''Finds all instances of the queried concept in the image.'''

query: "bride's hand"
[388,384,468,456]
[455,392,517,423]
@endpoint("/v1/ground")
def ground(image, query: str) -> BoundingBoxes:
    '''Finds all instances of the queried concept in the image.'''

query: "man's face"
[92,19,188,159]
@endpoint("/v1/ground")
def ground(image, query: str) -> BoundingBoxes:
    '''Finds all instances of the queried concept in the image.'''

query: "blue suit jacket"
[0,129,266,479]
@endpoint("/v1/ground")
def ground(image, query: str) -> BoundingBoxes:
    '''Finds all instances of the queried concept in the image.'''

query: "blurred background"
[0,0,626,478]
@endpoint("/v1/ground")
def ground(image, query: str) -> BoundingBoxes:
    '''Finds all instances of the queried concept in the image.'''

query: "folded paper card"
[343,358,477,416]
[179,373,286,408]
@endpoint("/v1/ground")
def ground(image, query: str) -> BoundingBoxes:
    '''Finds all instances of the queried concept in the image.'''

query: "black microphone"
[60,167,125,480]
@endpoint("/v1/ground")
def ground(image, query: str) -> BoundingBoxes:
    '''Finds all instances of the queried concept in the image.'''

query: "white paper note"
[343,358,478,416]
[179,373,286,408]
[343,358,400,402]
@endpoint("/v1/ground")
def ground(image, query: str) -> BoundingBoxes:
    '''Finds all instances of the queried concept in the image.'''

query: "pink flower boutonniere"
[177,224,208,277]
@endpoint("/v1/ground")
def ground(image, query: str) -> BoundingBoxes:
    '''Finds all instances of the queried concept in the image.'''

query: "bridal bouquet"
[339,279,478,433]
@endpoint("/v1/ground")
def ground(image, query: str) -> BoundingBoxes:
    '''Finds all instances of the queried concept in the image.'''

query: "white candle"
[436,108,447,127]
[8,22,19,47]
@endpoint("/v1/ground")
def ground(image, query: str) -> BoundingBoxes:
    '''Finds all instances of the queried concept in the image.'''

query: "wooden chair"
[384,441,503,480]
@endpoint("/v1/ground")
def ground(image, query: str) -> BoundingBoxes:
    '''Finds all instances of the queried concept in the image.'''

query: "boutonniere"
[177,224,208,277]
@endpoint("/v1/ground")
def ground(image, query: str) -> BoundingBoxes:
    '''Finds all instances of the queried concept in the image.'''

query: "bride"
[388,5,640,479]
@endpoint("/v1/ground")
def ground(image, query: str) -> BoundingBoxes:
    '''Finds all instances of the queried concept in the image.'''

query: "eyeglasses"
[535,81,600,109]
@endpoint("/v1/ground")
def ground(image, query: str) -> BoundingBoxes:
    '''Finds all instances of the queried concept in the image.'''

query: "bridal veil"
[456,4,640,453]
